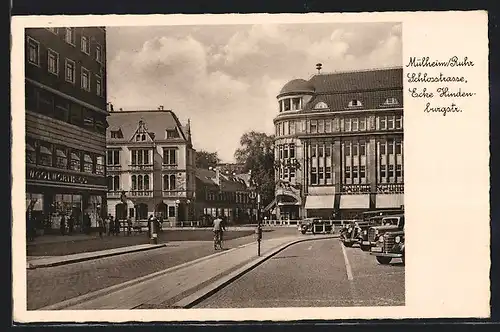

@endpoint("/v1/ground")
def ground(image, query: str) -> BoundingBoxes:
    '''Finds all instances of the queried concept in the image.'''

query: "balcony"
[162,164,179,171]
[340,184,371,194]
[129,190,153,197]
[376,183,404,194]
[129,164,153,172]
[107,191,122,198]
[162,190,186,198]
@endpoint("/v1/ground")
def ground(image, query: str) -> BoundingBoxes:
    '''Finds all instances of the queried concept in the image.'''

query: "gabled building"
[106,108,196,226]
[194,167,255,224]
[271,66,404,220]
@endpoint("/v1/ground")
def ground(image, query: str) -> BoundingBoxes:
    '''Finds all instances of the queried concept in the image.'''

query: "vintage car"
[367,214,405,247]
[339,220,365,247]
[370,229,405,265]
[357,210,403,251]
[298,218,333,234]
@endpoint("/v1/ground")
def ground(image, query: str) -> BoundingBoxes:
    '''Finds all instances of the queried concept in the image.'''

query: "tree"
[195,150,221,169]
[234,131,275,207]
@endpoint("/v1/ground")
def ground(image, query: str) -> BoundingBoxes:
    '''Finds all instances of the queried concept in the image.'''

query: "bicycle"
[213,230,223,250]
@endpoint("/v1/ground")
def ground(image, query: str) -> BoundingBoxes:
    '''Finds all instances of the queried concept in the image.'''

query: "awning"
[39,146,52,155]
[264,198,276,212]
[56,149,66,158]
[340,195,370,209]
[305,195,335,209]
[71,153,80,160]
[376,194,404,209]
[84,154,93,163]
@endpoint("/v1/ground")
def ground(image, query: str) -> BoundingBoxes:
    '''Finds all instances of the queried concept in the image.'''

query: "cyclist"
[213,215,225,249]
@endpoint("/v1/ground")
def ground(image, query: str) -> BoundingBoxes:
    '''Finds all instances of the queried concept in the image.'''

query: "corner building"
[25,27,108,233]
[272,67,404,220]
[106,109,196,226]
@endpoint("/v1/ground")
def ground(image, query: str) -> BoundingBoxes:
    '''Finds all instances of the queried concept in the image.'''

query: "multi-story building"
[25,27,108,233]
[271,67,404,220]
[106,108,196,226]
[194,167,255,224]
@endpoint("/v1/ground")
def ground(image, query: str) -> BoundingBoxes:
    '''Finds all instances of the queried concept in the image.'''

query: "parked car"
[298,218,333,234]
[370,229,405,265]
[339,220,364,247]
[367,214,405,247]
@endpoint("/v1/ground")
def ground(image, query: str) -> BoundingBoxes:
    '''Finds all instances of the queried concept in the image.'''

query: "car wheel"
[360,244,371,252]
[343,241,353,248]
[376,256,392,265]
[301,230,306,234]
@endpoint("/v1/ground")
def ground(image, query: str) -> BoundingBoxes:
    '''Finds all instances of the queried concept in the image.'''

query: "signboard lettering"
[27,168,89,185]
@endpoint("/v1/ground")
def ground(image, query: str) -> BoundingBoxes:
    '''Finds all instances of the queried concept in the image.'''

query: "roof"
[279,79,315,96]
[195,168,248,192]
[304,89,403,112]
[106,110,188,142]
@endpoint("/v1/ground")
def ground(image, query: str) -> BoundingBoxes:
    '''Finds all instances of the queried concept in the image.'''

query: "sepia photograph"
[24,22,405,310]
[11,11,489,322]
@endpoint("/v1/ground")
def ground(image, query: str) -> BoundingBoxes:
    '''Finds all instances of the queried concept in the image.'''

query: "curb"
[27,244,167,269]
[173,235,337,308]
[39,240,259,310]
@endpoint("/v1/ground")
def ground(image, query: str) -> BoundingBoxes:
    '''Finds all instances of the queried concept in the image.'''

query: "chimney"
[159,105,164,110]
[316,63,323,74]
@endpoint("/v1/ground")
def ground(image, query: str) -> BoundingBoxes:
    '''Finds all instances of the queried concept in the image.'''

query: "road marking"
[340,243,354,281]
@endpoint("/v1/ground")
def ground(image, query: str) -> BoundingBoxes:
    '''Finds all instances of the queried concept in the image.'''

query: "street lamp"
[175,199,181,226]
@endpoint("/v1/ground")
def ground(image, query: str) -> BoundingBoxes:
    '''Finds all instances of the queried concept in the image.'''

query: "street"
[195,238,405,308]
[27,228,297,310]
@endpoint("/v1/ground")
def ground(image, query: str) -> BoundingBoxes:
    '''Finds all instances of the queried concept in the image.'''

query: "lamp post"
[175,199,181,227]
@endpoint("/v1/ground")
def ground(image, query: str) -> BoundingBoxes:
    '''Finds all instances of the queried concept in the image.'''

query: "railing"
[161,164,179,171]
[162,190,186,198]
[340,184,371,194]
[376,183,404,194]
[107,191,121,198]
[106,165,121,172]
[129,190,153,197]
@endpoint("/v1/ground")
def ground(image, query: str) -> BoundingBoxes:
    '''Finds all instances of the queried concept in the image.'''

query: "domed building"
[269,66,404,221]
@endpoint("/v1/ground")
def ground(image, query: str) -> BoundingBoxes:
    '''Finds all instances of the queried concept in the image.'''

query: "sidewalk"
[42,234,336,310]
[27,243,167,269]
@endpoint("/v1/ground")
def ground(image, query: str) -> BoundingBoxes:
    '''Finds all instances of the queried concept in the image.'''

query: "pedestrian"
[127,216,132,236]
[83,213,91,235]
[106,214,112,236]
[68,214,74,235]
[148,214,154,237]
[115,217,121,236]
[59,213,66,235]
[98,215,104,238]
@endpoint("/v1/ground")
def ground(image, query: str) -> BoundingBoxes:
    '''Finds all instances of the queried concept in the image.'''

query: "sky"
[106,22,402,162]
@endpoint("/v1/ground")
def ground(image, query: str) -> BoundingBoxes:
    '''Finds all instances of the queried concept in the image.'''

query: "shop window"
[55,148,68,169]
[70,151,81,171]
[39,144,53,167]
[83,154,93,173]
[96,156,105,175]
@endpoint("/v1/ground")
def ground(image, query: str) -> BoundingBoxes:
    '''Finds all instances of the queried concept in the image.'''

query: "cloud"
[107,22,402,162]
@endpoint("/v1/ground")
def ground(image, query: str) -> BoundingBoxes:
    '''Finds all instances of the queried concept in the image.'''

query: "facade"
[215,163,246,175]
[271,67,404,220]
[25,27,108,233]
[194,168,255,224]
[106,109,196,226]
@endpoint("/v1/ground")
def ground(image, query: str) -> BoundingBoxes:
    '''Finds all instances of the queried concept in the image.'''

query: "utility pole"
[257,193,261,256]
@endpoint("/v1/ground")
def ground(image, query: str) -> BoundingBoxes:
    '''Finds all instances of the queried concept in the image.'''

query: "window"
[168,206,176,218]
[107,176,120,191]
[144,175,150,190]
[283,99,291,111]
[352,118,359,131]
[81,35,90,54]
[318,145,324,158]
[96,75,103,97]
[46,27,58,34]
[107,150,120,165]
[388,141,394,154]
[96,156,105,175]
[163,148,177,165]
[55,148,67,169]
[131,150,150,165]
[81,67,91,91]
[70,151,81,171]
[318,167,324,182]
[352,166,358,179]
[311,144,317,157]
[318,120,324,133]
[163,174,177,190]
[396,115,403,129]
[27,37,40,66]
[396,141,402,154]
[65,28,76,45]
[379,116,387,130]
[380,143,386,155]
[325,167,332,183]
[345,166,351,179]
[359,117,366,131]
[291,98,301,110]
[348,99,362,107]
[283,144,289,159]
[47,49,59,75]
[83,154,93,173]
[65,59,75,83]
[396,164,402,178]
[380,165,386,179]
[360,165,366,179]
[137,175,144,190]
[37,89,54,116]
[26,141,36,164]
[82,108,94,128]
[96,44,103,63]
[279,145,283,159]
[387,116,395,129]
[344,144,350,156]
[384,97,399,106]
[166,130,179,138]
[325,145,331,157]
[289,121,296,135]
[314,101,328,109]
[310,120,318,133]
[388,165,395,179]
[54,97,69,122]
[352,144,358,156]
[310,167,317,185]
[283,121,289,135]
[131,175,137,190]
[289,144,295,159]
[39,144,52,167]
[345,118,352,132]
[325,120,332,133]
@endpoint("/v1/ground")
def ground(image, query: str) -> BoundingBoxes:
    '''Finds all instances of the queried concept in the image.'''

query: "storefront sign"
[27,167,89,185]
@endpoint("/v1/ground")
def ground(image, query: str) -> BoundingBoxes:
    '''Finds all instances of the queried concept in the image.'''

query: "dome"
[279,79,315,96]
